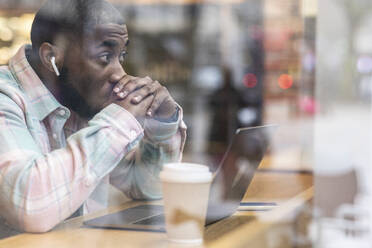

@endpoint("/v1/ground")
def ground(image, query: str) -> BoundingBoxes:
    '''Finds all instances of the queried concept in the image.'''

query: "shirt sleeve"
[0,90,143,233]
[110,105,187,200]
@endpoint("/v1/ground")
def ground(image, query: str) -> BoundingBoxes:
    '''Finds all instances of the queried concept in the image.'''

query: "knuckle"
[145,78,153,86]
[149,84,157,92]
[144,83,152,90]
[139,85,151,95]
[141,77,151,84]
[152,81,162,91]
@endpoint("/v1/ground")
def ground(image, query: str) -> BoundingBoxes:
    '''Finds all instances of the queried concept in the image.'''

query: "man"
[0,0,186,234]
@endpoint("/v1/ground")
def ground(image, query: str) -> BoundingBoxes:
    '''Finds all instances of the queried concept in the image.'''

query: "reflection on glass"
[2,0,370,248]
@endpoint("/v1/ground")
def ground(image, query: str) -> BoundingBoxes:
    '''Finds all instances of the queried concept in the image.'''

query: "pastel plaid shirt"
[0,45,186,234]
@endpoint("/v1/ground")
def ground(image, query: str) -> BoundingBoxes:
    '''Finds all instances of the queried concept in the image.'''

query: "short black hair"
[31,0,125,53]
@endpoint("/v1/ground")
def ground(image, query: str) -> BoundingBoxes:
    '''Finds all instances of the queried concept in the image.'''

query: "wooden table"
[0,170,313,248]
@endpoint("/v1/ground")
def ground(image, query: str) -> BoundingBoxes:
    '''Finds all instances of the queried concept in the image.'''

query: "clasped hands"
[109,75,178,124]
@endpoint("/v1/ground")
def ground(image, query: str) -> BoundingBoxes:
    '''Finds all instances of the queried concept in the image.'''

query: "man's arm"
[0,88,146,233]
[108,75,187,199]
[109,107,187,199]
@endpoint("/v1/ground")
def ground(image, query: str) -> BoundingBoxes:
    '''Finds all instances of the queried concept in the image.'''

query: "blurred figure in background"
[207,67,244,169]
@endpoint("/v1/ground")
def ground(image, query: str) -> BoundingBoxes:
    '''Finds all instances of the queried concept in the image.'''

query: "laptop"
[83,125,277,232]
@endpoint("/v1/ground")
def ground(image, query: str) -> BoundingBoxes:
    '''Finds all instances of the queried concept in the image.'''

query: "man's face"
[58,23,129,119]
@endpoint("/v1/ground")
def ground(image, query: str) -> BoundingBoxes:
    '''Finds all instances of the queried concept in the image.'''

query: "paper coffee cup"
[160,163,212,244]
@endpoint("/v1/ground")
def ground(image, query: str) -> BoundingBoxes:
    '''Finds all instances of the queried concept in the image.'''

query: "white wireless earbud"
[50,56,60,76]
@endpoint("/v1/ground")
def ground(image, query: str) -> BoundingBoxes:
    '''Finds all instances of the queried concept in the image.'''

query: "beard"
[58,67,100,120]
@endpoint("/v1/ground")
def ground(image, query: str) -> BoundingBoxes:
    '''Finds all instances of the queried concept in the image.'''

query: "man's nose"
[109,60,126,84]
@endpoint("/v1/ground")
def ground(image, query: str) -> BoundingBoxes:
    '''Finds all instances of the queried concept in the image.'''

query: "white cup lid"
[160,163,212,183]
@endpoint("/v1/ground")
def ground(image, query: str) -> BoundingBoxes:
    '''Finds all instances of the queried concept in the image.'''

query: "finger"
[131,80,161,104]
[113,75,135,96]
[146,87,170,117]
[118,76,152,99]
[137,93,155,109]
[132,94,155,125]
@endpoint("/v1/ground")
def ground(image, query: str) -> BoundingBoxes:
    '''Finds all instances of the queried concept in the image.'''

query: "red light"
[243,73,257,88]
[278,74,293,89]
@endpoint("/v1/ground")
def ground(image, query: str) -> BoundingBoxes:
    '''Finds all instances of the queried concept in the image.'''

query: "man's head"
[31,0,129,118]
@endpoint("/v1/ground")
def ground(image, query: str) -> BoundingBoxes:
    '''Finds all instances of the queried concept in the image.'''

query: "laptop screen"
[206,125,275,224]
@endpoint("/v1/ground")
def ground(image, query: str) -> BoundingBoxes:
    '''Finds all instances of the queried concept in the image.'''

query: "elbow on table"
[1,202,60,233]
[19,213,59,233]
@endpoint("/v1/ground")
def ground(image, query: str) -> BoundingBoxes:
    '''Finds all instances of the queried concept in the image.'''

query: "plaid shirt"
[0,45,186,233]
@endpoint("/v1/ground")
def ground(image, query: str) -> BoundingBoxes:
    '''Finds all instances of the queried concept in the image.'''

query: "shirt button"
[58,109,66,117]
[130,130,137,140]
[52,133,58,140]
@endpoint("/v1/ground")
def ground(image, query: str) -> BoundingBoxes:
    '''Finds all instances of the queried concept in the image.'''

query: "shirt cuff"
[95,103,144,143]
[154,106,179,123]
[144,107,181,143]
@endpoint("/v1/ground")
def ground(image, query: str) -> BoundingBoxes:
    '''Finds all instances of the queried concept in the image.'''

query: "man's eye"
[98,53,111,64]
[119,52,127,64]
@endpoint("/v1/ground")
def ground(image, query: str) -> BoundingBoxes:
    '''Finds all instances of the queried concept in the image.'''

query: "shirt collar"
[8,45,62,121]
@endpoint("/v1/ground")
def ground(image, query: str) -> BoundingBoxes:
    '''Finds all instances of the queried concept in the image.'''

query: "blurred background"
[2,0,372,247]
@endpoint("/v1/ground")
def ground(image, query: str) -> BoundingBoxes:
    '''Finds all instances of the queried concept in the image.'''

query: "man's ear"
[39,42,64,76]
